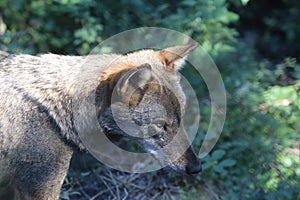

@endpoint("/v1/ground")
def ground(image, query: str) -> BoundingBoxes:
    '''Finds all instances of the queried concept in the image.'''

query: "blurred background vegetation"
[1,0,299,199]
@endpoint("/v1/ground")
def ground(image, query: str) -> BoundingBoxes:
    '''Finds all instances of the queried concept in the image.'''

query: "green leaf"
[213,165,224,173]
[241,0,250,6]
[220,159,236,167]
[181,0,197,6]
[202,162,213,170]
[80,172,91,176]
[212,149,226,160]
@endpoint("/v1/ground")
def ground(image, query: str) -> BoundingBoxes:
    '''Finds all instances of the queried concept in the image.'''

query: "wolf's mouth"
[162,165,186,174]
[151,151,187,173]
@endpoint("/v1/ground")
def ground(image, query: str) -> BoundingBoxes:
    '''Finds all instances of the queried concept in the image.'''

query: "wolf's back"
[0,54,83,199]
[0,54,81,148]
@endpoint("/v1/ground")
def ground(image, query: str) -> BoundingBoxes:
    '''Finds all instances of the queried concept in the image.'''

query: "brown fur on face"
[97,44,201,174]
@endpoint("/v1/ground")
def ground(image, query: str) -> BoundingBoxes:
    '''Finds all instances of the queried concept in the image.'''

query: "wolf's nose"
[186,160,202,174]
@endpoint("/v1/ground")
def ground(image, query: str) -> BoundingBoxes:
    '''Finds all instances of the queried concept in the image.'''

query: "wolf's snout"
[184,146,202,174]
[186,159,202,174]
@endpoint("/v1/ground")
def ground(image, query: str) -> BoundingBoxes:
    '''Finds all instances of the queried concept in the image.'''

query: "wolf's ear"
[158,43,198,71]
[116,63,152,106]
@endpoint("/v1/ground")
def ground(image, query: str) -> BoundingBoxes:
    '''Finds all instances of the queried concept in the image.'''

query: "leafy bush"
[0,0,163,54]
[229,0,300,60]
[159,0,239,57]
[0,0,299,199]
[206,44,300,199]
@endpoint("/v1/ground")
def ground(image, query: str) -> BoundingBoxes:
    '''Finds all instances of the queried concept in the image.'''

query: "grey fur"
[0,46,201,200]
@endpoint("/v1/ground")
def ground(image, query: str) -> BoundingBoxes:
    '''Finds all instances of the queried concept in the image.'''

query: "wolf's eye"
[155,122,164,128]
[153,120,166,130]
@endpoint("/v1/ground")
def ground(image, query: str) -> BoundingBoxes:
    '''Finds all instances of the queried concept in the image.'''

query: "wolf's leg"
[0,181,16,200]
[12,127,73,200]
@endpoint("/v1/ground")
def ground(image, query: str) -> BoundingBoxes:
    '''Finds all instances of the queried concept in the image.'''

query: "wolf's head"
[98,44,201,174]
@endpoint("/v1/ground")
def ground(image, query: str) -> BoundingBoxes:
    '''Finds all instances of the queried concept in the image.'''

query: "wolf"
[0,44,201,200]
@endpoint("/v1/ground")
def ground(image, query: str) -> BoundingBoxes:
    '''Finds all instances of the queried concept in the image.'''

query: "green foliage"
[159,0,239,57]
[229,0,300,59]
[0,0,162,54]
[0,0,299,199]
[198,39,300,199]
[0,0,102,54]
[202,149,236,174]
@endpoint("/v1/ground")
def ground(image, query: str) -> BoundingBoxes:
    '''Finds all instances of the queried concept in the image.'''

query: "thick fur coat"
[0,45,201,199]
